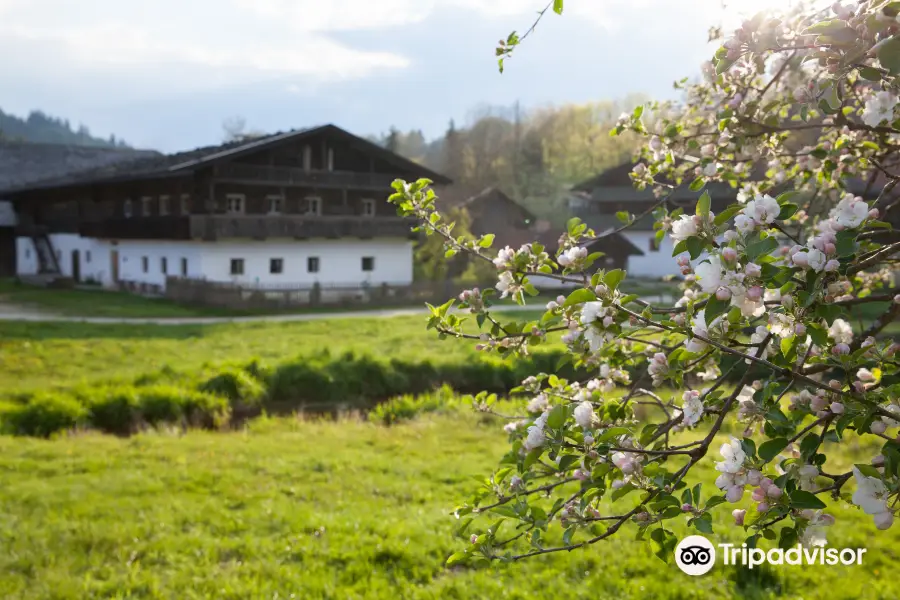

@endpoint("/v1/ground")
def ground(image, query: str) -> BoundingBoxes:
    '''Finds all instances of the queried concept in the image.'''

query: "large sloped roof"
[0,142,159,191]
[0,124,451,195]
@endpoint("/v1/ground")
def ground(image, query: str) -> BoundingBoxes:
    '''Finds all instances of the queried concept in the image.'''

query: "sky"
[0,0,792,152]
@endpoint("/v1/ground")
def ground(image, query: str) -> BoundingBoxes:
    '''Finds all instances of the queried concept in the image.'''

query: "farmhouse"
[0,125,450,292]
[569,163,742,278]
[438,185,642,282]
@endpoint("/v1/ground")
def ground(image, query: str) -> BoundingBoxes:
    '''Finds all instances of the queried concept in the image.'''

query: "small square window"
[142,256,149,273]
[230,258,244,275]
[362,199,376,217]
[159,195,170,216]
[268,196,283,214]
[141,196,153,216]
[362,256,375,272]
[181,194,191,215]
[302,145,312,170]
[270,258,284,274]
[226,194,245,214]
[123,199,134,218]
[161,257,168,275]
[305,197,321,216]
[327,147,334,171]
[181,257,188,276]
[307,256,320,273]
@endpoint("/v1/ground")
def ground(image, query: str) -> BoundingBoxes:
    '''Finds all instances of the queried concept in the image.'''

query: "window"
[305,196,321,216]
[302,145,312,170]
[180,194,191,215]
[307,256,320,273]
[267,195,283,214]
[362,198,376,218]
[362,256,375,272]
[159,195,170,216]
[86,251,91,263]
[230,258,244,275]
[649,236,661,252]
[270,258,284,274]
[181,257,188,276]
[161,257,168,275]
[327,147,334,171]
[123,199,134,218]
[226,194,245,214]
[142,256,149,273]
[141,196,153,216]
[25,248,30,259]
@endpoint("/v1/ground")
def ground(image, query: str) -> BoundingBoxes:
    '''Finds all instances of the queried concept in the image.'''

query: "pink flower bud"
[746,286,763,301]
[795,324,806,336]
[871,421,887,435]
[810,396,828,412]
[894,294,900,305]
[611,479,625,490]
[824,259,840,272]
[595,284,608,296]
[792,252,809,267]
[602,316,614,328]
[722,247,738,262]
[574,469,588,481]
[757,502,770,512]
[873,511,894,530]
[824,242,836,255]
[733,508,746,525]
[760,477,774,491]
[556,295,566,304]
[833,343,850,355]
[872,454,885,467]
[470,534,478,544]
[716,287,732,301]
[726,485,745,503]
[830,402,845,414]
[682,503,694,512]
[767,486,783,499]
[747,470,762,486]
[475,344,486,351]
[869,208,880,219]
[744,263,762,278]
[751,487,767,502]
[546,301,559,311]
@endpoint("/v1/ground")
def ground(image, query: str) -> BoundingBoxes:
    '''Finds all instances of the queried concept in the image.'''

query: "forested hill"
[0,108,128,148]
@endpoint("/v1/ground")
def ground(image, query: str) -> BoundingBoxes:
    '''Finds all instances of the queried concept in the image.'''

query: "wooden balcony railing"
[213,163,400,189]
[78,215,416,241]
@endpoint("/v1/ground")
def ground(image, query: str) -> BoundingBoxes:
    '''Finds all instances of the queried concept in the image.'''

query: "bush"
[83,386,141,435]
[137,386,230,429]
[368,385,458,426]
[1,393,88,437]
[199,367,266,407]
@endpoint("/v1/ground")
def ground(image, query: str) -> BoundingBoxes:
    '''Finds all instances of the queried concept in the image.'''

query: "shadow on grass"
[0,321,213,341]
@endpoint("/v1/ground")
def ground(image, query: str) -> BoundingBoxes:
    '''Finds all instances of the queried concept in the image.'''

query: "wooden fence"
[164,277,470,310]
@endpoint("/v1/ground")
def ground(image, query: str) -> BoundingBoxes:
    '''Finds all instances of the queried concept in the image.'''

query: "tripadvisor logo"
[675,535,867,576]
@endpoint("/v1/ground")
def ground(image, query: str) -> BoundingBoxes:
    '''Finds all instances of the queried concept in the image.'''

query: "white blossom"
[861,91,898,127]
[694,256,724,293]
[681,390,704,426]
[527,394,549,414]
[574,401,595,429]
[828,318,853,345]
[716,437,747,474]
[831,194,870,229]
[851,467,891,516]
[670,215,698,243]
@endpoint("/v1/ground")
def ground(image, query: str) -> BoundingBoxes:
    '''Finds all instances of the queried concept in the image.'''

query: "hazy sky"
[0,0,789,152]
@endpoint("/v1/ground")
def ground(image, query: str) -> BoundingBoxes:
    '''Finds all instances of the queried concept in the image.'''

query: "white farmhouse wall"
[199,238,413,287]
[623,232,680,279]
[16,235,415,290]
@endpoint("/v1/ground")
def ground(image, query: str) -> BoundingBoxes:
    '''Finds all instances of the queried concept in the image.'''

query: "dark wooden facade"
[6,125,451,244]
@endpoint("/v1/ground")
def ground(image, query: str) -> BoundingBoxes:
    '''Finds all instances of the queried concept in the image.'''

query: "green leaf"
[853,463,881,478]
[758,438,790,462]
[745,236,778,261]
[671,240,689,257]
[649,528,677,563]
[478,234,495,248]
[616,211,631,224]
[778,527,798,550]
[777,203,798,220]
[878,35,900,74]
[685,237,705,260]
[714,204,742,226]
[859,66,883,81]
[696,190,711,218]
[523,448,543,470]
[446,551,469,566]
[546,404,567,429]
[703,294,730,326]
[603,269,626,291]
[692,513,714,534]
[563,288,596,307]
[689,177,705,192]
[790,490,826,510]
[552,0,564,14]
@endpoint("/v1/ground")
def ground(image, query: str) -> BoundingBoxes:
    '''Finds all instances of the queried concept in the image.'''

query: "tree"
[389,0,900,566]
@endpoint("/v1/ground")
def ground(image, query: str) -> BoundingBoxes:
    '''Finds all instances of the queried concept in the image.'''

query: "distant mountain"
[0,108,128,148]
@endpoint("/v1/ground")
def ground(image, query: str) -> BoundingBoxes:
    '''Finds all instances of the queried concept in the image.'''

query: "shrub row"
[0,349,579,438]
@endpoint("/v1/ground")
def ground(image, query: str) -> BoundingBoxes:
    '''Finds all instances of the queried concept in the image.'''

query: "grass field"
[0,411,895,600]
